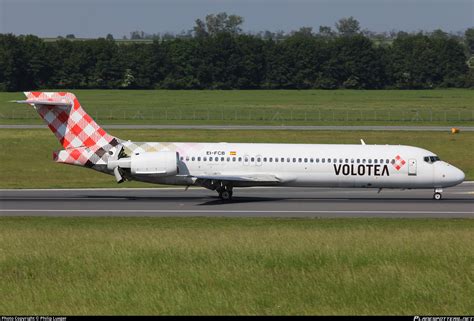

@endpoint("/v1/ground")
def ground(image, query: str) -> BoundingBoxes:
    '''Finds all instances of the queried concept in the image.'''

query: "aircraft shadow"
[196,196,474,206]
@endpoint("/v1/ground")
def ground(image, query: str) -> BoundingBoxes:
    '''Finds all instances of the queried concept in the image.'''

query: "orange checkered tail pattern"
[21,92,120,170]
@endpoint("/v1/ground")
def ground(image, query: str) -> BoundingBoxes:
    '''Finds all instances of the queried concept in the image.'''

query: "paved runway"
[1,183,473,218]
[1,125,473,131]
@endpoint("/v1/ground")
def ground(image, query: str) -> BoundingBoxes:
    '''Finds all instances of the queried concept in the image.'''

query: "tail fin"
[20,92,116,149]
[15,92,120,168]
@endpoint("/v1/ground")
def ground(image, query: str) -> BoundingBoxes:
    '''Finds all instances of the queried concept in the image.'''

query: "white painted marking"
[1,197,130,200]
[0,209,472,214]
[0,187,200,192]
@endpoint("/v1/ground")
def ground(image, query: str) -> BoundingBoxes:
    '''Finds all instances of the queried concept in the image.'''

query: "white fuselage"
[19,91,465,198]
[122,142,465,189]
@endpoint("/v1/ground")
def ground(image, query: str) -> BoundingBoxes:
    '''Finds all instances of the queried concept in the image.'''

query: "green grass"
[0,217,472,315]
[0,128,472,188]
[1,89,473,126]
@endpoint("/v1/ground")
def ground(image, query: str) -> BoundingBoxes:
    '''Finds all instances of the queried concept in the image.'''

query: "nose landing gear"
[433,188,443,200]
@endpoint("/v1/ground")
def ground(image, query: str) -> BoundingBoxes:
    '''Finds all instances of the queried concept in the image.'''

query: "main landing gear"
[197,179,234,201]
[433,188,443,200]
[217,185,233,201]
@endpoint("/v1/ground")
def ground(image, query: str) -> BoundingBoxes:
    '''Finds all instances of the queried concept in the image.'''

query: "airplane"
[14,91,465,201]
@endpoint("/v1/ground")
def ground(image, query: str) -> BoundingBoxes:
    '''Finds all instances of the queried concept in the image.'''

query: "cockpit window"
[424,156,440,164]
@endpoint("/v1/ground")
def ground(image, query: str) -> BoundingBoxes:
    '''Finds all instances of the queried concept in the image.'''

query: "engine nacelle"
[130,151,178,176]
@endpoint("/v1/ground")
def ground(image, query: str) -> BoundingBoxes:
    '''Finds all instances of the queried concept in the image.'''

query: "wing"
[193,173,281,187]
[195,174,280,182]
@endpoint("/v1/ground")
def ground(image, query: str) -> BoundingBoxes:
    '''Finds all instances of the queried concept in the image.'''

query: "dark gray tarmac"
[1,183,473,218]
[1,125,473,131]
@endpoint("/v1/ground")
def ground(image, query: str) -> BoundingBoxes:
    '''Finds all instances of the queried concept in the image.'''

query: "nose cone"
[434,162,465,187]
[451,167,465,185]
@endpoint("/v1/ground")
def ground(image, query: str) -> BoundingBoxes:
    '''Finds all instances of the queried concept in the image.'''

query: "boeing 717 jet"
[14,92,465,200]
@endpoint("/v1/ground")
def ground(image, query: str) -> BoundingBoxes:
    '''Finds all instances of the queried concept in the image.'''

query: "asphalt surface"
[1,125,473,131]
[1,183,472,218]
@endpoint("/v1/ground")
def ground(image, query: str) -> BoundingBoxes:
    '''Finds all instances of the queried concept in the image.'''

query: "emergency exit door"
[408,159,417,176]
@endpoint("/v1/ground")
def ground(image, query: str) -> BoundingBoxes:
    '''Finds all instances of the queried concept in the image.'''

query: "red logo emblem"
[392,155,406,171]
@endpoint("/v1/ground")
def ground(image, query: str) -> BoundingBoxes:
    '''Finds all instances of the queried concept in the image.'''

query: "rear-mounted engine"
[107,149,178,183]
[130,151,178,175]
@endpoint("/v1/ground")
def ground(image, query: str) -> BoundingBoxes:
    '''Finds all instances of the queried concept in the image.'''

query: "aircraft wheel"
[433,192,442,200]
[219,190,232,201]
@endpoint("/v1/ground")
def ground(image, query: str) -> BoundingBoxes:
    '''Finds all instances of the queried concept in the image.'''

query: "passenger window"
[244,157,248,162]
[304,158,308,163]
[220,157,224,162]
[209,157,213,161]
[192,157,195,161]
[357,159,360,163]
[186,156,189,161]
[334,158,337,163]
[345,159,349,163]
[368,159,372,164]
[227,157,230,162]
[310,158,314,163]
[275,158,278,163]
[239,157,243,162]
[316,158,319,163]
[362,159,366,163]
[380,159,383,164]
[391,159,395,164]
[198,157,201,161]
[351,159,354,163]
[180,156,184,161]
[287,158,290,162]
[204,157,207,161]
[322,158,325,163]
[328,158,331,163]
[269,158,273,162]
[374,159,378,164]
[257,157,261,162]
[232,157,236,162]
[298,158,302,163]
[251,157,255,162]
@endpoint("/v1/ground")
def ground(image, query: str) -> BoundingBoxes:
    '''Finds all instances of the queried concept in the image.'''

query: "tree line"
[0,14,472,91]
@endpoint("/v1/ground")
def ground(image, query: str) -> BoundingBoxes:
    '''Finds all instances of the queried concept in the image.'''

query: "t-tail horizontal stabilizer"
[12,100,72,107]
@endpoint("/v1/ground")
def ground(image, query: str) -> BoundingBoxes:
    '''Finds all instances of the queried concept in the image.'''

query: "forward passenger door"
[408,159,417,176]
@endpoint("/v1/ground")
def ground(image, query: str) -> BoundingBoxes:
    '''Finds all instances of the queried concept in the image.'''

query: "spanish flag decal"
[229,151,237,156]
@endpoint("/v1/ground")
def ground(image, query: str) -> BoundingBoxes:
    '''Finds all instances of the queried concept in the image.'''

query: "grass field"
[1,89,473,126]
[0,128,473,188]
[0,217,472,315]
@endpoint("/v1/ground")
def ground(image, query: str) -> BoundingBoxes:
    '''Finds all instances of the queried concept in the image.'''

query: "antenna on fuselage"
[360,139,366,145]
